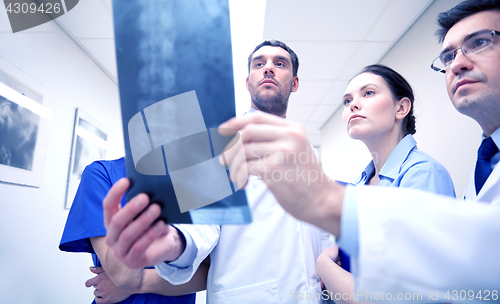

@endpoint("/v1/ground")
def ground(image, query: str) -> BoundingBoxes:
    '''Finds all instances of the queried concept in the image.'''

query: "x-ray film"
[113,0,251,224]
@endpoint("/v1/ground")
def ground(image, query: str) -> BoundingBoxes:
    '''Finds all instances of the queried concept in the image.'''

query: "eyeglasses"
[430,29,500,74]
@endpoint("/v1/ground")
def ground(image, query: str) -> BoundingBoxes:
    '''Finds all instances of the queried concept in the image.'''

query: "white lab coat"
[349,163,500,303]
[157,175,333,303]
[464,160,500,203]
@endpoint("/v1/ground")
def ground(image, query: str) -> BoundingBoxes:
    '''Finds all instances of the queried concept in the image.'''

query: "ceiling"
[53,0,434,147]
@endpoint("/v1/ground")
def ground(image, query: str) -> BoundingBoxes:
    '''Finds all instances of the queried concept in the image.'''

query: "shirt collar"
[379,134,417,180]
[360,134,417,182]
[359,161,375,184]
[485,127,500,169]
[246,106,260,114]
[484,127,500,148]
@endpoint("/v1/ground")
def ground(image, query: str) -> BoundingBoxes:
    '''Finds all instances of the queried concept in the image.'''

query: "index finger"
[103,178,130,229]
[85,276,97,288]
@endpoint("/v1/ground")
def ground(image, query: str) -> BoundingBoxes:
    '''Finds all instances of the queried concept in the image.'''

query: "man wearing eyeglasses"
[431,1,500,202]
[217,0,500,300]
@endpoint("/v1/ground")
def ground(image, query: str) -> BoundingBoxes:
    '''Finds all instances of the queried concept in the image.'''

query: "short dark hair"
[247,40,299,77]
[357,64,416,136]
[436,0,500,43]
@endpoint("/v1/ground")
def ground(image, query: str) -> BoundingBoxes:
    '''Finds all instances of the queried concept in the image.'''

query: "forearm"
[316,256,354,304]
[91,236,143,289]
[309,176,345,237]
[137,260,208,295]
[354,187,500,294]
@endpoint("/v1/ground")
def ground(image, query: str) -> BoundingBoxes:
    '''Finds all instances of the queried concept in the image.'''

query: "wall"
[0,18,123,304]
[321,0,480,196]
[0,0,485,302]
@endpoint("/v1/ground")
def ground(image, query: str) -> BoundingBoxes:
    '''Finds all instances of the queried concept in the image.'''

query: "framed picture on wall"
[65,108,108,209]
[0,56,54,188]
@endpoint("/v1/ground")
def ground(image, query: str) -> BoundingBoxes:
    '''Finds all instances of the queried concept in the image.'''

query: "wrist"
[312,176,344,236]
[134,270,150,294]
[165,225,187,262]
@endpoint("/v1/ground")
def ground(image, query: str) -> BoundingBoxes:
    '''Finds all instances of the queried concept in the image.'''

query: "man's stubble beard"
[251,80,293,117]
[252,92,289,116]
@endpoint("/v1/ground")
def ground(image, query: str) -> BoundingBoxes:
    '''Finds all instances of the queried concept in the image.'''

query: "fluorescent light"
[75,125,108,149]
[0,83,52,121]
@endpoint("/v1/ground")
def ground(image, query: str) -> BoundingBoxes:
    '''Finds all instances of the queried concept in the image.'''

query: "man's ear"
[291,76,299,92]
[396,97,411,120]
[246,77,249,91]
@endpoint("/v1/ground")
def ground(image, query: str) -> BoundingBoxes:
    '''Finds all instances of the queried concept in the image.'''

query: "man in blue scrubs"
[59,158,207,303]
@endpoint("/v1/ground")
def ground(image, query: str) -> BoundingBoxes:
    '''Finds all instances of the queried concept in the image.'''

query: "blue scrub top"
[59,158,196,304]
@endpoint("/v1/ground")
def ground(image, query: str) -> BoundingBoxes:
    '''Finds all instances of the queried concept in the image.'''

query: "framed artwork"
[65,108,108,209]
[64,108,108,209]
[0,56,53,187]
